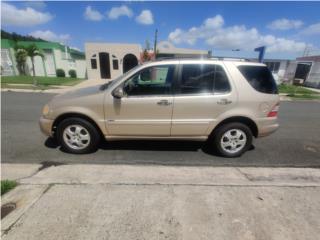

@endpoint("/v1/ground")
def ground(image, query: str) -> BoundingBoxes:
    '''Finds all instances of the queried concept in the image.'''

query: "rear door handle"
[157,100,172,106]
[217,99,232,105]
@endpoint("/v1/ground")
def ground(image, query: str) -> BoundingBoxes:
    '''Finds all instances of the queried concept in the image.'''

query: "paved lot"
[3,184,320,240]
[2,164,320,239]
[1,91,320,167]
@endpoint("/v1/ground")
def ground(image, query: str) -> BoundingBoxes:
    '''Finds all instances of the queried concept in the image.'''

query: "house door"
[99,52,111,79]
[123,54,138,73]
[295,62,312,82]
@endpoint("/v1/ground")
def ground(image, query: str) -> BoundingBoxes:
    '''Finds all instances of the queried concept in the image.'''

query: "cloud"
[267,18,303,30]
[168,15,311,53]
[300,22,320,35]
[84,6,103,21]
[29,30,70,43]
[107,5,133,20]
[135,10,154,25]
[1,2,53,27]
[203,15,224,29]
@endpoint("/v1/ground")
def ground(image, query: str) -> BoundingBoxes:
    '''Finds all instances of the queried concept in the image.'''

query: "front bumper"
[256,117,279,137]
[39,117,54,137]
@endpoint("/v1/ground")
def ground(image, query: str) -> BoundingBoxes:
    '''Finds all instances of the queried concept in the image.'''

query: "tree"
[14,47,28,75]
[141,40,152,62]
[15,44,44,85]
[25,44,44,86]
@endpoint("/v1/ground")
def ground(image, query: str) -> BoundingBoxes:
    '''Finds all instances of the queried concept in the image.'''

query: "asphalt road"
[1,91,320,167]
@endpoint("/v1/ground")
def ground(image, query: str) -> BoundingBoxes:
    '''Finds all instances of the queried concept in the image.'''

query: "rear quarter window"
[238,65,278,94]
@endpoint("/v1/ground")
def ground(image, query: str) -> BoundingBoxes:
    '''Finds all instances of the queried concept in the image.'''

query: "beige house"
[85,43,141,81]
[157,41,209,58]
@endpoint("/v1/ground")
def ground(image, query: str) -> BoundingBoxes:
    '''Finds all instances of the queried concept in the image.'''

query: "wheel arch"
[210,116,258,138]
[52,112,104,139]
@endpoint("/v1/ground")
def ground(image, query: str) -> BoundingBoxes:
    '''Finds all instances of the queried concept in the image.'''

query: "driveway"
[1,91,320,167]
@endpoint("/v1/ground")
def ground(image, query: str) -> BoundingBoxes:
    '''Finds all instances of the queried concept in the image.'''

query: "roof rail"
[209,57,252,62]
[153,56,252,62]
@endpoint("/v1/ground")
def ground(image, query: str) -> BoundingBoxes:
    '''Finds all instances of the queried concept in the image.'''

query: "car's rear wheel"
[56,117,100,154]
[212,122,252,158]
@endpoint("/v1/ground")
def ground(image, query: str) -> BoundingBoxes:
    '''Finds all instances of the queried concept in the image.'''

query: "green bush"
[68,69,77,78]
[1,180,17,195]
[56,68,65,77]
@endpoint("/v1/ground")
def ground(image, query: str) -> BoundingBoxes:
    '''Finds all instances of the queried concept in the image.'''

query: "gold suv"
[40,59,280,157]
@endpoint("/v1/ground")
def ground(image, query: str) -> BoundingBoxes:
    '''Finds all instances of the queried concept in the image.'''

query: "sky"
[1,1,320,59]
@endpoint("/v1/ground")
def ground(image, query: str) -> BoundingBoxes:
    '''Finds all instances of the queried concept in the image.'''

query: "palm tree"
[14,47,28,75]
[25,44,44,86]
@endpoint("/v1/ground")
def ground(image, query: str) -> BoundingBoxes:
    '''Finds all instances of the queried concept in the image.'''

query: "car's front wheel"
[56,117,100,154]
[212,122,253,158]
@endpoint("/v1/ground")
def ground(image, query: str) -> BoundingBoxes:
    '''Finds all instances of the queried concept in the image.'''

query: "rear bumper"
[39,117,54,137]
[256,117,279,137]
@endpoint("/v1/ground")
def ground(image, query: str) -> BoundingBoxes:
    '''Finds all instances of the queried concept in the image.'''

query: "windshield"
[101,65,142,90]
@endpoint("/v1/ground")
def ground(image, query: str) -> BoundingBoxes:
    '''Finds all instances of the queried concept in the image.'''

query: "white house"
[1,39,86,78]
[284,56,320,88]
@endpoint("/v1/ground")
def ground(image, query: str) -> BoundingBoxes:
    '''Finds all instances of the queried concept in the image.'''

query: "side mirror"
[112,87,124,99]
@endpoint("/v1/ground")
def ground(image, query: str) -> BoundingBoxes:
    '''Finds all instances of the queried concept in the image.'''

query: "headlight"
[42,104,50,116]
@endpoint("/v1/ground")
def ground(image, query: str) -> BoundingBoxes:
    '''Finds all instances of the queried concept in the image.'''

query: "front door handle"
[217,99,232,105]
[157,100,172,106]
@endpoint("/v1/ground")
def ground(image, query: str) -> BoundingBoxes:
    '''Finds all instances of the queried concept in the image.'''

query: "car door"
[105,64,177,136]
[171,61,237,136]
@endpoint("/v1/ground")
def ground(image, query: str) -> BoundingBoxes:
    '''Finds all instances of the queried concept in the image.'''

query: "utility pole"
[154,29,158,60]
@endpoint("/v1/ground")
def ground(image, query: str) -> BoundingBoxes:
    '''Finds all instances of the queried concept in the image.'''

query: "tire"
[212,122,253,158]
[56,117,100,154]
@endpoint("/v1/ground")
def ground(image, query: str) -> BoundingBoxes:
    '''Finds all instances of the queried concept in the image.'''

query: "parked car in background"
[40,58,279,157]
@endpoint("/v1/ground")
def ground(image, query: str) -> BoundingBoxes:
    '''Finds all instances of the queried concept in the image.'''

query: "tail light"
[267,103,280,117]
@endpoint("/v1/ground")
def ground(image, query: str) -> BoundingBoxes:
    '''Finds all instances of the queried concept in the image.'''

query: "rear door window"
[180,64,230,94]
[238,65,278,94]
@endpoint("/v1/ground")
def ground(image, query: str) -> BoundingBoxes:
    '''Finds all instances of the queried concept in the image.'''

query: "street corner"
[1,184,49,234]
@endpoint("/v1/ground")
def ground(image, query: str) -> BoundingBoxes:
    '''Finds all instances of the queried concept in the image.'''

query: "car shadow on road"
[45,137,219,154]
[99,140,204,152]
[45,137,255,157]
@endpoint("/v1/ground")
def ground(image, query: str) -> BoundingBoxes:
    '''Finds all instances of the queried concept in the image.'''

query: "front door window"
[123,65,175,96]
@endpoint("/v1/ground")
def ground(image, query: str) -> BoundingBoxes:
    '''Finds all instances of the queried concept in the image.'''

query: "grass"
[287,94,320,100]
[278,84,320,100]
[278,84,318,95]
[1,180,17,195]
[1,76,84,87]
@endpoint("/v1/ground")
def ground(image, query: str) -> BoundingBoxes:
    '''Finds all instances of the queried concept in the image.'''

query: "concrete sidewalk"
[2,164,320,240]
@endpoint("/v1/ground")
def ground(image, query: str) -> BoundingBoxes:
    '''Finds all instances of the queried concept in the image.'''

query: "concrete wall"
[75,59,87,79]
[53,49,86,78]
[1,48,17,76]
[85,43,141,81]
[25,56,45,77]
[264,60,289,81]
[278,61,289,79]
[283,61,297,83]
[304,62,320,89]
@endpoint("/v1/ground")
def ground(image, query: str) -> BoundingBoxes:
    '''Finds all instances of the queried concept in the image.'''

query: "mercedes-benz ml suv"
[39,59,279,157]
